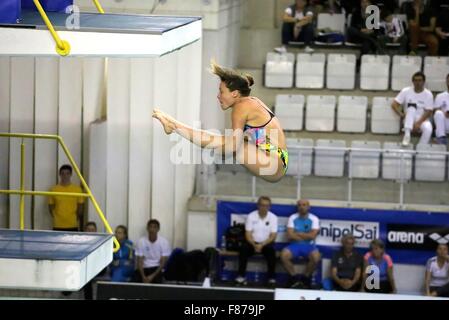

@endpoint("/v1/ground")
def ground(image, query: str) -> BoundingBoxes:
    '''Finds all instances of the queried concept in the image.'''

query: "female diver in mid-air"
[152,60,288,183]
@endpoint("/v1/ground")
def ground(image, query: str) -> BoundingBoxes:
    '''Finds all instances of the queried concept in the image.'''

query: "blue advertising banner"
[217,201,449,265]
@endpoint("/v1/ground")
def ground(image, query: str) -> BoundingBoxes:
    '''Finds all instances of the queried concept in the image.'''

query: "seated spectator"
[110,225,135,282]
[433,74,449,145]
[84,221,97,233]
[430,0,449,10]
[347,0,382,55]
[435,7,449,56]
[280,199,321,289]
[133,219,171,284]
[234,196,278,287]
[277,0,315,53]
[362,239,396,294]
[373,0,399,13]
[309,0,338,14]
[338,0,360,16]
[331,234,363,292]
[425,244,449,297]
[379,9,408,54]
[404,0,439,56]
[391,71,434,146]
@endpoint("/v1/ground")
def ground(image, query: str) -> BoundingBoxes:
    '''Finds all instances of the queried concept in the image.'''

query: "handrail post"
[0,133,120,252]
[347,150,352,205]
[92,0,105,14]
[57,137,119,251]
[296,148,301,200]
[20,139,25,230]
[399,152,405,209]
[32,0,71,56]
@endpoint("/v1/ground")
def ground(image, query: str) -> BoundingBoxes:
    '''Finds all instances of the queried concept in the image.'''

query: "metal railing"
[198,145,449,209]
[0,133,120,252]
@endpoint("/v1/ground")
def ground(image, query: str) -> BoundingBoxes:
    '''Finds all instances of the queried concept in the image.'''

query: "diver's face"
[217,82,237,110]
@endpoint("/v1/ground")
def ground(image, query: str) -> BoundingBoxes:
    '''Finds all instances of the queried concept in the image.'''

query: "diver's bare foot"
[152,109,176,135]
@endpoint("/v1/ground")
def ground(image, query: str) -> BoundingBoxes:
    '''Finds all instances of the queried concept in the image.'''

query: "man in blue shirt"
[280,199,321,288]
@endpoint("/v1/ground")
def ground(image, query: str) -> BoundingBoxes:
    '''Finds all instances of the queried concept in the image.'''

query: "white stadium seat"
[350,140,381,179]
[382,142,413,181]
[317,13,346,34]
[337,95,368,133]
[391,55,422,91]
[305,95,336,132]
[286,138,313,177]
[275,94,305,131]
[360,55,391,91]
[295,53,326,89]
[424,56,449,92]
[264,52,295,88]
[414,144,447,182]
[327,54,357,90]
[314,139,346,177]
[371,97,401,134]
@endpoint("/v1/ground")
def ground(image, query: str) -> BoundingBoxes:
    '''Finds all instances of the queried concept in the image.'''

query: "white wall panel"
[87,121,107,232]
[82,58,105,186]
[152,53,178,244]
[173,41,202,248]
[0,58,10,228]
[34,58,58,230]
[128,58,154,242]
[106,58,130,230]
[9,58,34,229]
[58,58,83,186]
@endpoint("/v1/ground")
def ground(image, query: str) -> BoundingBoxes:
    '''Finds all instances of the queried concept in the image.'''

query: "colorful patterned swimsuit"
[243,98,289,174]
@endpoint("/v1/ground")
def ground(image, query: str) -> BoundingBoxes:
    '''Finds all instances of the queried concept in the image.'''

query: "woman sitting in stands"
[362,239,397,294]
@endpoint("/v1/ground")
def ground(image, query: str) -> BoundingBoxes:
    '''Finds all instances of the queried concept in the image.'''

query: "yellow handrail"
[92,0,105,14]
[33,0,71,56]
[20,141,25,230]
[0,133,120,253]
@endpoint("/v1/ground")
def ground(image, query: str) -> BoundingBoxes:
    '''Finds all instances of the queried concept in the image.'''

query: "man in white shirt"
[133,219,171,284]
[433,74,449,145]
[278,0,315,53]
[235,196,278,286]
[391,71,434,146]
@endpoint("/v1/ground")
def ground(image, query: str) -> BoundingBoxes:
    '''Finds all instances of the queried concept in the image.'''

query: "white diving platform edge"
[0,229,113,291]
[0,11,202,57]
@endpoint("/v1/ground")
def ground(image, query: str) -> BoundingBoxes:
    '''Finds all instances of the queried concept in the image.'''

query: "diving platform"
[0,229,113,291]
[0,10,202,56]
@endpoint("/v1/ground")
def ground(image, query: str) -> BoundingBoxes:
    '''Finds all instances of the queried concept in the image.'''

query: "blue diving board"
[9,10,201,35]
[0,10,202,56]
[0,229,112,261]
[0,229,114,290]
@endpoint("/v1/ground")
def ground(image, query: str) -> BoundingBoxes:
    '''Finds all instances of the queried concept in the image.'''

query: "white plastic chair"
[275,94,305,131]
[337,96,368,133]
[327,54,356,90]
[391,55,422,91]
[350,140,381,179]
[360,55,391,91]
[265,52,295,88]
[296,53,326,89]
[371,97,401,134]
[305,95,337,132]
[314,139,346,177]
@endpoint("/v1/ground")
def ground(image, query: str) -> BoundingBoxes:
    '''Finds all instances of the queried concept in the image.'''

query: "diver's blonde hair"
[210,59,254,96]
